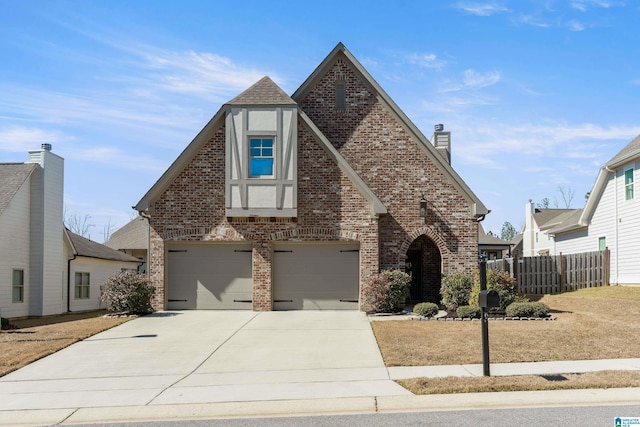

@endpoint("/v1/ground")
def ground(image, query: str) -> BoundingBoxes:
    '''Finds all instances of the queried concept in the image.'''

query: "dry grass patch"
[399,370,640,394]
[0,311,132,377]
[372,286,640,366]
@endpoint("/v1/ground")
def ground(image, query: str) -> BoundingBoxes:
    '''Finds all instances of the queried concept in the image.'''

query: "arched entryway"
[405,235,442,304]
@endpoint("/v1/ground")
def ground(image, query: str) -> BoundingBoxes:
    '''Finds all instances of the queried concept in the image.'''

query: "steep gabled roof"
[105,217,148,251]
[607,134,640,168]
[66,229,140,263]
[135,76,386,216]
[0,163,37,217]
[292,43,489,218]
[228,76,296,106]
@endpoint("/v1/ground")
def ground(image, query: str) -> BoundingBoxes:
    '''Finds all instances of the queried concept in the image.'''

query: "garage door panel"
[274,243,359,310]
[167,243,252,310]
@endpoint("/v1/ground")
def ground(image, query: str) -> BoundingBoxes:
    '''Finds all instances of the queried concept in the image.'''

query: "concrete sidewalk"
[389,358,640,379]
[1,311,639,426]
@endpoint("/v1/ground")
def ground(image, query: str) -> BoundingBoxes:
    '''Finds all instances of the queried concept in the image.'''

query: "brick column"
[252,241,273,311]
[148,227,165,311]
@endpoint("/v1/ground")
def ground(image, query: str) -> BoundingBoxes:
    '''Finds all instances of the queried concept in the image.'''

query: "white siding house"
[521,201,579,256]
[551,135,640,285]
[1,145,141,319]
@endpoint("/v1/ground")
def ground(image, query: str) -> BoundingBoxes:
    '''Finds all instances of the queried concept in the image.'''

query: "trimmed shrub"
[413,302,439,317]
[1,317,10,329]
[440,272,474,310]
[469,269,521,310]
[101,271,155,314]
[506,302,550,318]
[363,270,411,313]
[456,305,481,319]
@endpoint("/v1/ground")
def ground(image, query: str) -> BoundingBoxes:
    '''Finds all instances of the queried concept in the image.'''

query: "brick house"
[135,43,488,311]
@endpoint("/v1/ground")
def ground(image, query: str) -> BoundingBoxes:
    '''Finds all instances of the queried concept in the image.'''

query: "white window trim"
[12,268,24,303]
[624,167,634,201]
[74,272,90,300]
[247,135,276,179]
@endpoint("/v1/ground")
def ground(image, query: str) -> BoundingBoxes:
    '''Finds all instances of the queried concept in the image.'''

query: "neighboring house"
[105,217,149,273]
[510,233,523,258]
[65,229,141,312]
[1,145,140,319]
[478,225,512,260]
[522,201,580,256]
[135,43,489,311]
[549,135,640,285]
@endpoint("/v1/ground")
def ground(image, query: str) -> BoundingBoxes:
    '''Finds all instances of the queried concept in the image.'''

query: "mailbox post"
[477,256,500,376]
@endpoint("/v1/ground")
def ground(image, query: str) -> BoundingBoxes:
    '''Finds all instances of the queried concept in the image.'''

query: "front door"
[407,249,422,302]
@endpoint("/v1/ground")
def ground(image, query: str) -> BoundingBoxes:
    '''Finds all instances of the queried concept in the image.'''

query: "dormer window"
[249,137,275,177]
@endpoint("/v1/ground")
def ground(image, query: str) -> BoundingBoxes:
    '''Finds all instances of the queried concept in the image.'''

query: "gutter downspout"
[605,165,617,284]
[67,254,77,312]
[138,209,152,277]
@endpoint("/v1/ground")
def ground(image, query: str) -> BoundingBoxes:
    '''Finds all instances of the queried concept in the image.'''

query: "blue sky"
[1,0,639,242]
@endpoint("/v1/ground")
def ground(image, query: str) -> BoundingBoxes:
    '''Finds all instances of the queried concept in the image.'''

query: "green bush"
[1,317,10,329]
[469,269,521,310]
[506,302,550,318]
[413,302,439,317]
[440,272,474,310]
[456,305,481,319]
[363,270,411,313]
[101,271,155,314]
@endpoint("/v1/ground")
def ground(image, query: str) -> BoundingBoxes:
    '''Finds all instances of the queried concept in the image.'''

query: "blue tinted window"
[249,138,274,177]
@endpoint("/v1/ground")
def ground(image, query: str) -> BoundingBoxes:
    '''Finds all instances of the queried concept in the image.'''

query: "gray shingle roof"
[607,134,640,167]
[227,76,296,105]
[478,224,511,246]
[105,217,148,251]
[533,209,577,230]
[67,229,140,263]
[547,209,584,234]
[0,163,37,217]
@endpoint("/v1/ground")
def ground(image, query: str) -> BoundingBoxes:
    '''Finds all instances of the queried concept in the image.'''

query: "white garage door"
[167,243,252,309]
[273,242,359,310]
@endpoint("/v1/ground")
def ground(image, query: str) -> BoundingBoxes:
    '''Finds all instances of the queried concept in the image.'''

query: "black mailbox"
[478,289,500,308]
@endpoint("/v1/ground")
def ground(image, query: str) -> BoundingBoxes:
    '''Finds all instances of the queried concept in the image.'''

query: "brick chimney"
[431,124,451,165]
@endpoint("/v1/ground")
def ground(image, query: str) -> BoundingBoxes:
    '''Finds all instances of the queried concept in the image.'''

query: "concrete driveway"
[0,311,409,411]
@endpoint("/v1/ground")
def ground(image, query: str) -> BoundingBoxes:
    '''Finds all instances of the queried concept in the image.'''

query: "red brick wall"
[147,121,377,311]
[297,54,479,278]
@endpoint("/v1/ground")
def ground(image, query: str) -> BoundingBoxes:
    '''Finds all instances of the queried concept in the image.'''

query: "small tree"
[363,270,411,313]
[500,221,517,242]
[102,271,155,314]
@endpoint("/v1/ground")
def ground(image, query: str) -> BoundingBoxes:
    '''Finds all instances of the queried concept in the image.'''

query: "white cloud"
[408,53,446,70]
[438,69,502,93]
[571,0,612,12]
[518,14,551,28]
[67,145,168,172]
[462,69,502,88]
[567,20,587,31]
[455,2,510,16]
[0,126,64,153]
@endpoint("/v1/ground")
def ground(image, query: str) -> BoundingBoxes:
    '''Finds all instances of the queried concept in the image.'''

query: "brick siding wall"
[297,54,478,279]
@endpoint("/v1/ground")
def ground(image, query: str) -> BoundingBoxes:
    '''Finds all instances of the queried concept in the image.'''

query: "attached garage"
[273,242,360,310]
[166,242,252,309]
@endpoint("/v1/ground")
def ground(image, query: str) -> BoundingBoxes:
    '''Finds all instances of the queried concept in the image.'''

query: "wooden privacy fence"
[486,249,610,294]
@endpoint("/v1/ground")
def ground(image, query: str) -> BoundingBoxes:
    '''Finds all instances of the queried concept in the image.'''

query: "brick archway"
[398,227,448,267]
